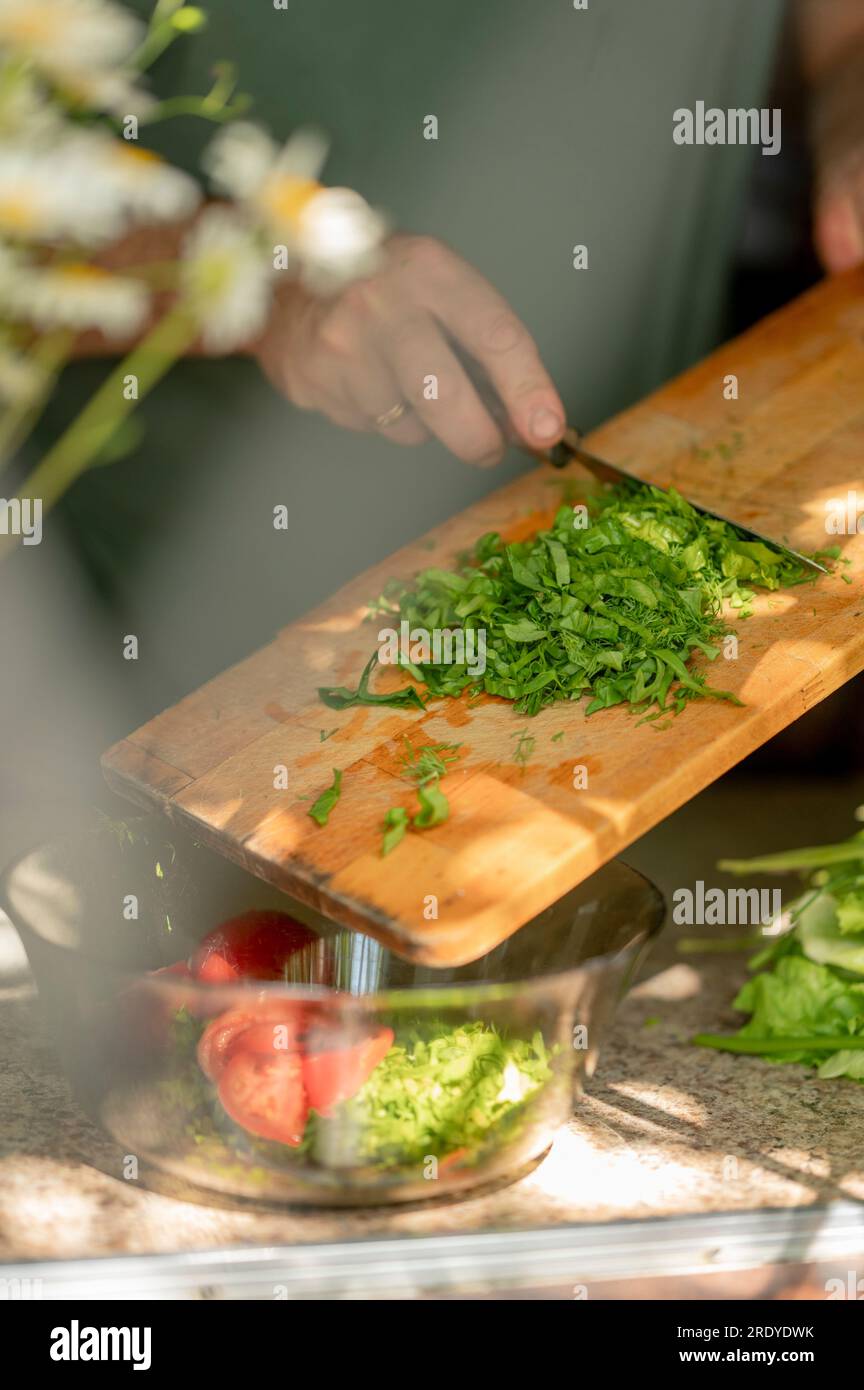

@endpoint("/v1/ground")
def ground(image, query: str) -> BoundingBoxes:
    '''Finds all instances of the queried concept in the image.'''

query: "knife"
[450,341,828,577]
[541,426,828,577]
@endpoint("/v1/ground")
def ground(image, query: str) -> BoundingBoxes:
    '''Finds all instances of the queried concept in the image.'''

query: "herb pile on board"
[696,811,864,1081]
[336,482,830,724]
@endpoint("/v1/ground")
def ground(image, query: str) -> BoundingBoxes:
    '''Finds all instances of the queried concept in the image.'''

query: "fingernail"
[530,408,564,441]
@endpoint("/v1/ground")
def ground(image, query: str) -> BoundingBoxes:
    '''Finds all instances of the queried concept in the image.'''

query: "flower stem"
[3,306,197,551]
[0,330,73,472]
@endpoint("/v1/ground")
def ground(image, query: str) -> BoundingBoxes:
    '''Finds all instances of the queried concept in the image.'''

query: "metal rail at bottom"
[3,1202,864,1300]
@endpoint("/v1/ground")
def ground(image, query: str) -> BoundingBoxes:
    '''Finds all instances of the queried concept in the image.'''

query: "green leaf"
[798,895,864,976]
[308,768,342,827]
[381,806,409,856]
[413,780,449,829]
[502,619,546,642]
[318,653,426,711]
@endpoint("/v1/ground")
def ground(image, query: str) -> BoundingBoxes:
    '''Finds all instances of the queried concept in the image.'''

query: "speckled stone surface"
[2,774,864,1262]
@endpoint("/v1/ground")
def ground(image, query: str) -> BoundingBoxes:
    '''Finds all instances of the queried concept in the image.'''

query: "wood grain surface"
[102,270,864,965]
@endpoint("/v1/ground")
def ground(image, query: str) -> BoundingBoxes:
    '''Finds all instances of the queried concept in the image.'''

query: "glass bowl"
[1,811,664,1206]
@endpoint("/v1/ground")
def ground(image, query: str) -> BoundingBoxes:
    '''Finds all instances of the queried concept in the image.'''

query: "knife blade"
[543,426,828,577]
[447,340,828,578]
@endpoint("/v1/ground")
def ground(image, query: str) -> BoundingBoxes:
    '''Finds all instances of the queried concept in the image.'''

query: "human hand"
[808,36,864,273]
[252,234,565,466]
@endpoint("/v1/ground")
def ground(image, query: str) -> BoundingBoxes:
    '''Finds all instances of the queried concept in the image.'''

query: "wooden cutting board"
[102,270,864,965]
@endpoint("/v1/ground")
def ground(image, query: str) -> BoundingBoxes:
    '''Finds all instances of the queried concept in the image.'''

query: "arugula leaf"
[704,811,864,1080]
[308,768,342,827]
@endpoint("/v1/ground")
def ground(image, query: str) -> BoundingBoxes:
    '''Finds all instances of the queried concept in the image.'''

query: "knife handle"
[447,337,575,470]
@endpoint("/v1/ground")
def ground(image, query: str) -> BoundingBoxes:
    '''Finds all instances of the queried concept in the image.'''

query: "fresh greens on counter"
[695,812,864,1081]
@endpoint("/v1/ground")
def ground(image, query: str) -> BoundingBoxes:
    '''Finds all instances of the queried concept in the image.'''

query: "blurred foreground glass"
[2,811,664,1205]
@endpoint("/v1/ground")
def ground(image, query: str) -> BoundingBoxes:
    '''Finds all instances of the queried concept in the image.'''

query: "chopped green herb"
[551,730,565,743]
[513,730,536,768]
[319,728,338,742]
[381,806,409,856]
[318,652,425,712]
[413,780,449,828]
[380,740,462,853]
[308,768,342,827]
[399,736,461,786]
[351,481,819,723]
[331,1021,553,1168]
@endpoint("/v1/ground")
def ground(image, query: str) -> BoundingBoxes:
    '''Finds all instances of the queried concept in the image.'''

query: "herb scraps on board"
[308,768,342,827]
[380,737,462,855]
[694,809,864,1082]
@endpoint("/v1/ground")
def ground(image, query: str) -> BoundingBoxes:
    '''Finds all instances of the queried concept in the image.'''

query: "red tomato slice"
[303,1026,394,1115]
[217,1049,308,1146]
[191,909,318,983]
[197,1004,306,1081]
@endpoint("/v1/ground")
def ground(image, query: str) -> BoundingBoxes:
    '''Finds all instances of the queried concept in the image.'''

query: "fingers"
[256,235,564,463]
[400,240,565,448]
[384,312,506,466]
[340,349,429,446]
[814,183,864,274]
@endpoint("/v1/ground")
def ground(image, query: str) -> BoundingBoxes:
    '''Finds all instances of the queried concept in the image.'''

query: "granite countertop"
[2,775,864,1265]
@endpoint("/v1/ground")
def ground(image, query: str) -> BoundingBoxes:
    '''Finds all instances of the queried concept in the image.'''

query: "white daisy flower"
[294,186,387,290]
[203,122,328,202]
[0,60,64,141]
[56,68,155,120]
[101,140,200,223]
[0,130,200,244]
[0,0,143,97]
[204,121,386,289]
[181,206,274,353]
[4,262,150,338]
[0,139,125,242]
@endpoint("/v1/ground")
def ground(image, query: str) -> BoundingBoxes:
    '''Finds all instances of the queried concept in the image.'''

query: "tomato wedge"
[217,1049,308,1146]
[190,909,317,983]
[197,1004,306,1081]
[303,1026,394,1115]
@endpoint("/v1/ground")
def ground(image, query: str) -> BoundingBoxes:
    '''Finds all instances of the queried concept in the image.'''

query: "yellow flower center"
[258,175,320,229]
[114,146,162,169]
[0,12,63,48]
[55,263,112,283]
[0,195,36,233]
